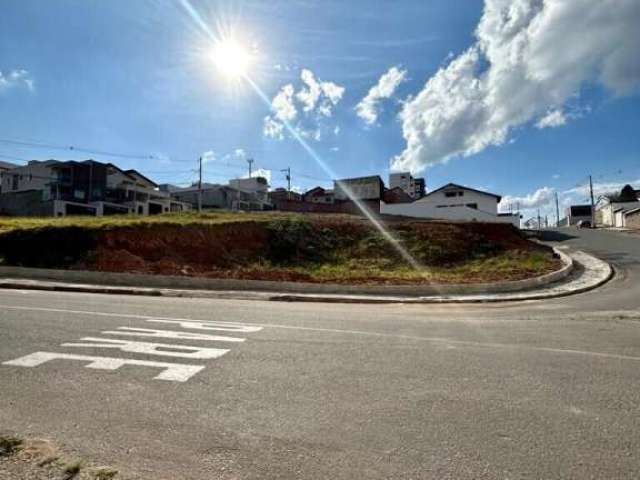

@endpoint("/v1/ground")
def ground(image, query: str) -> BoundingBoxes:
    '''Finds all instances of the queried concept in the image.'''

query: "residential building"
[334,175,384,201]
[381,183,517,226]
[382,186,413,204]
[228,176,269,204]
[595,185,639,226]
[269,188,302,203]
[623,207,640,229]
[565,205,592,226]
[414,178,426,198]
[0,159,189,217]
[169,183,270,211]
[303,186,334,204]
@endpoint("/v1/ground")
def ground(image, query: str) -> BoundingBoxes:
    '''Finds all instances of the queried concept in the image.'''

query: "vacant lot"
[0,211,560,284]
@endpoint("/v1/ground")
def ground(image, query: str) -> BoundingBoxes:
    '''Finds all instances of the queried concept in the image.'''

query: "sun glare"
[212,38,252,79]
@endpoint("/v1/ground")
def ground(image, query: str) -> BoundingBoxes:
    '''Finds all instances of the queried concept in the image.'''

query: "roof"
[421,182,502,202]
[304,186,326,196]
[0,160,19,170]
[335,175,383,184]
[624,207,640,216]
[124,169,158,188]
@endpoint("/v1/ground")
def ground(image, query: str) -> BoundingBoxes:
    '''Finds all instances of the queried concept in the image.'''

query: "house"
[389,172,425,199]
[565,204,592,226]
[381,183,518,226]
[623,207,640,229]
[269,188,302,203]
[228,176,269,204]
[382,186,413,204]
[0,160,19,194]
[595,184,639,226]
[334,175,384,201]
[303,186,334,204]
[0,159,189,217]
[169,182,270,211]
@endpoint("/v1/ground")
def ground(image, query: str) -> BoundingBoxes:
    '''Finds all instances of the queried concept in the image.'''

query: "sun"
[212,38,252,79]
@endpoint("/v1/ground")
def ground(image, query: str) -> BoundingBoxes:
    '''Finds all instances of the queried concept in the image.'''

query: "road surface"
[1,228,639,479]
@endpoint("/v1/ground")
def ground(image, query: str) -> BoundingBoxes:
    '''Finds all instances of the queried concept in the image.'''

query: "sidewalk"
[0,249,612,304]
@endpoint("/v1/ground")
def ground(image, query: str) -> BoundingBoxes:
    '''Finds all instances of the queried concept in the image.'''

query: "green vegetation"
[0,211,560,284]
[0,436,22,457]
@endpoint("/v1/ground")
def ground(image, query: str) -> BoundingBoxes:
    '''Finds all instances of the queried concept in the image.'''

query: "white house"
[381,183,519,226]
[389,172,425,199]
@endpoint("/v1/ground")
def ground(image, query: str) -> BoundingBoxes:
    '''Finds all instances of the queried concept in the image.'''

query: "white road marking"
[146,319,263,333]
[1,303,640,363]
[2,351,204,382]
[61,337,230,360]
[102,327,245,343]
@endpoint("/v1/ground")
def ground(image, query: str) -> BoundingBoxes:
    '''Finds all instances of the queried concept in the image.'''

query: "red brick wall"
[273,199,380,215]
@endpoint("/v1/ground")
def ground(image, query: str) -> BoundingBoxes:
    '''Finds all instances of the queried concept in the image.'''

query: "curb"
[0,247,573,297]
[0,249,611,304]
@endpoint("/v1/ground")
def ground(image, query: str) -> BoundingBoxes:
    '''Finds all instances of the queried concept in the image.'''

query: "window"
[466,203,478,209]
[445,191,457,197]
[458,191,464,196]
[12,174,19,190]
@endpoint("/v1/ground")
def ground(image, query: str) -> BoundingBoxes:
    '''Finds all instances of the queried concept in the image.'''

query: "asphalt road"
[1,228,640,479]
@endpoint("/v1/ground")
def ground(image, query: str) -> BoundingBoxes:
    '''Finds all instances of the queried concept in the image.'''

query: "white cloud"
[263,115,284,140]
[564,179,640,199]
[263,69,345,142]
[500,186,555,211]
[536,109,566,129]
[243,168,271,184]
[356,66,407,125]
[271,84,297,122]
[0,69,34,92]
[392,0,640,173]
[552,174,560,180]
[201,150,216,163]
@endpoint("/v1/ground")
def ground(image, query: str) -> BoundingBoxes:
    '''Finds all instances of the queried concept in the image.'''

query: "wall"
[381,201,517,225]
[0,190,54,216]
[275,199,380,215]
[598,201,640,226]
[1,161,57,194]
[333,177,383,201]
[625,211,640,229]
[419,188,499,215]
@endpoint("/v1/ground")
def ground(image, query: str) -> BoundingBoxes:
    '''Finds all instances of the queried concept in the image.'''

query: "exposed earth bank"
[0,214,560,284]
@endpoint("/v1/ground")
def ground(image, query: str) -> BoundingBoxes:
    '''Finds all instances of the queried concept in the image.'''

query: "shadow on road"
[538,230,578,242]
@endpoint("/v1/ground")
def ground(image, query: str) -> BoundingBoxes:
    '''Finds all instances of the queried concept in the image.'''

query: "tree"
[619,184,638,202]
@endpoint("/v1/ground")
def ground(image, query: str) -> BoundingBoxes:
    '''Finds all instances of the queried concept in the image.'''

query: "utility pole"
[281,167,291,200]
[555,191,560,227]
[537,208,541,231]
[198,156,203,213]
[247,158,254,178]
[589,174,596,228]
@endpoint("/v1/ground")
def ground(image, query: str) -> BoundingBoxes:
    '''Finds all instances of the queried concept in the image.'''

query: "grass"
[0,211,561,284]
[0,209,295,233]
[0,436,22,457]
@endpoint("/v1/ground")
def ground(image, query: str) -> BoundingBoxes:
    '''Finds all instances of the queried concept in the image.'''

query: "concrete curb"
[0,248,611,304]
[0,247,573,297]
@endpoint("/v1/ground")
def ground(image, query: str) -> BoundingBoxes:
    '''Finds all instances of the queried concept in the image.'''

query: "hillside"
[0,211,560,285]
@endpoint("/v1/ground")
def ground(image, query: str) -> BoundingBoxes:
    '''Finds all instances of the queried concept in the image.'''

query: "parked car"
[577,220,592,229]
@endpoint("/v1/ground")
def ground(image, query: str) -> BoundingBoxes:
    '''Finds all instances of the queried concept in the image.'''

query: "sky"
[1,0,639,220]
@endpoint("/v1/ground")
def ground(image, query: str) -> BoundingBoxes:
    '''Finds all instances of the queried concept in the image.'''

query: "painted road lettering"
[62,337,230,359]
[2,352,205,382]
[147,319,263,333]
[102,327,245,343]
[2,318,263,382]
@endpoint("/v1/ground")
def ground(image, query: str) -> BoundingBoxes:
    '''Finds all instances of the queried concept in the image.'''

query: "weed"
[92,466,119,479]
[0,436,22,457]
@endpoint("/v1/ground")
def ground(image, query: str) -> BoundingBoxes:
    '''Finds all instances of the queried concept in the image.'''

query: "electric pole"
[555,191,560,227]
[198,156,203,213]
[247,158,254,178]
[281,167,291,200]
[589,174,596,228]
[537,208,541,231]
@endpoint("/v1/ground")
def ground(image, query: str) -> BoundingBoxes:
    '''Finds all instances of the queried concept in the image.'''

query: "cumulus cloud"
[356,66,407,125]
[0,69,34,92]
[263,69,345,141]
[243,168,271,184]
[564,179,640,199]
[392,0,640,173]
[500,186,555,211]
[536,109,567,129]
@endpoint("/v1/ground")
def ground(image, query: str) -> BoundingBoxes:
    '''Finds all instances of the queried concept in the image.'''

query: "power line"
[0,138,155,160]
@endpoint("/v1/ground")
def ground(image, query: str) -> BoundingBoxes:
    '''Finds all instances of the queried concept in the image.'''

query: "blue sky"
[1,0,639,218]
